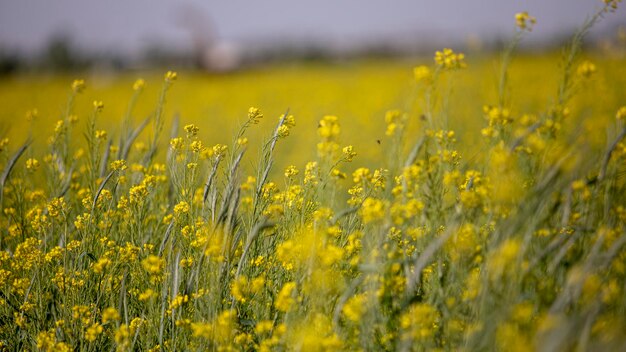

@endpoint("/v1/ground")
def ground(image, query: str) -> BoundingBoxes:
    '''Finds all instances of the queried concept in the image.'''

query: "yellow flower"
[142,255,165,275]
[400,303,439,342]
[342,294,367,322]
[92,257,111,274]
[515,11,536,31]
[342,145,356,161]
[133,78,145,91]
[277,124,290,138]
[170,137,184,150]
[37,330,57,350]
[95,130,107,140]
[413,65,433,83]
[248,107,263,123]
[71,79,85,93]
[577,60,596,78]
[110,159,127,171]
[168,294,189,311]
[275,282,296,312]
[102,307,120,324]
[284,165,299,178]
[26,158,40,172]
[360,197,386,223]
[174,201,190,216]
[85,323,103,342]
[93,100,104,112]
[47,197,67,218]
[184,124,199,136]
[434,48,467,70]
[318,115,341,139]
[164,71,177,82]
[255,320,274,335]
[138,289,156,301]
[190,140,204,153]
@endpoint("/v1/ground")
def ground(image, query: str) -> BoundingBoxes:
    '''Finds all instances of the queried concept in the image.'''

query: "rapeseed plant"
[0,2,625,351]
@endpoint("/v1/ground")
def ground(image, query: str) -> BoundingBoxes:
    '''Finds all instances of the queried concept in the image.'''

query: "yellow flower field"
[1,2,626,351]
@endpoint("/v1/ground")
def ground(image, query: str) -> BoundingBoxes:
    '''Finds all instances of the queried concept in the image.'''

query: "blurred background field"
[1,52,625,175]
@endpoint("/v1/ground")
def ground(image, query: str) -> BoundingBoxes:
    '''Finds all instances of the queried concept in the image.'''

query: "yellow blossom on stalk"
[170,137,184,150]
[133,78,145,91]
[318,115,341,139]
[142,255,165,275]
[331,168,347,179]
[164,71,177,82]
[102,307,120,324]
[47,197,67,218]
[342,145,356,161]
[304,161,319,185]
[71,79,85,93]
[92,257,111,274]
[385,109,406,136]
[37,330,56,350]
[129,184,148,204]
[248,107,263,123]
[277,124,290,138]
[174,201,190,217]
[211,143,228,158]
[255,320,274,335]
[184,124,199,136]
[95,130,107,140]
[400,303,439,343]
[115,324,131,351]
[110,159,127,171]
[434,48,467,70]
[603,0,621,11]
[138,289,156,301]
[288,314,343,351]
[282,113,296,127]
[168,294,189,312]
[577,60,596,78]
[360,197,386,223]
[85,323,103,342]
[93,100,104,112]
[342,294,367,322]
[180,257,193,268]
[26,158,39,172]
[237,137,248,146]
[284,165,298,178]
[275,282,296,312]
[413,65,433,83]
[515,12,536,31]
[231,275,265,303]
[190,140,204,153]
[352,167,371,184]
[483,105,512,127]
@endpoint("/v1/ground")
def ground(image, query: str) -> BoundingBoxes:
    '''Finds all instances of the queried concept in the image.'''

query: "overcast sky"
[1,0,624,54]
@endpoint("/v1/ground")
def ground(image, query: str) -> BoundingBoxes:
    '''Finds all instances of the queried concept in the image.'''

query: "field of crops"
[1,4,626,351]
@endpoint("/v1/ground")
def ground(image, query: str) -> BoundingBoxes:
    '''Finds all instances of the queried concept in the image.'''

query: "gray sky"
[1,0,624,54]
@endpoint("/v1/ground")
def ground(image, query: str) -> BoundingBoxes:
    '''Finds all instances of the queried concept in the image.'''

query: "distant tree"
[41,33,89,71]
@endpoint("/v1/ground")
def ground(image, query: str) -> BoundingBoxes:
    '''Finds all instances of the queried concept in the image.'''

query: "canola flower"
[515,11,536,31]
